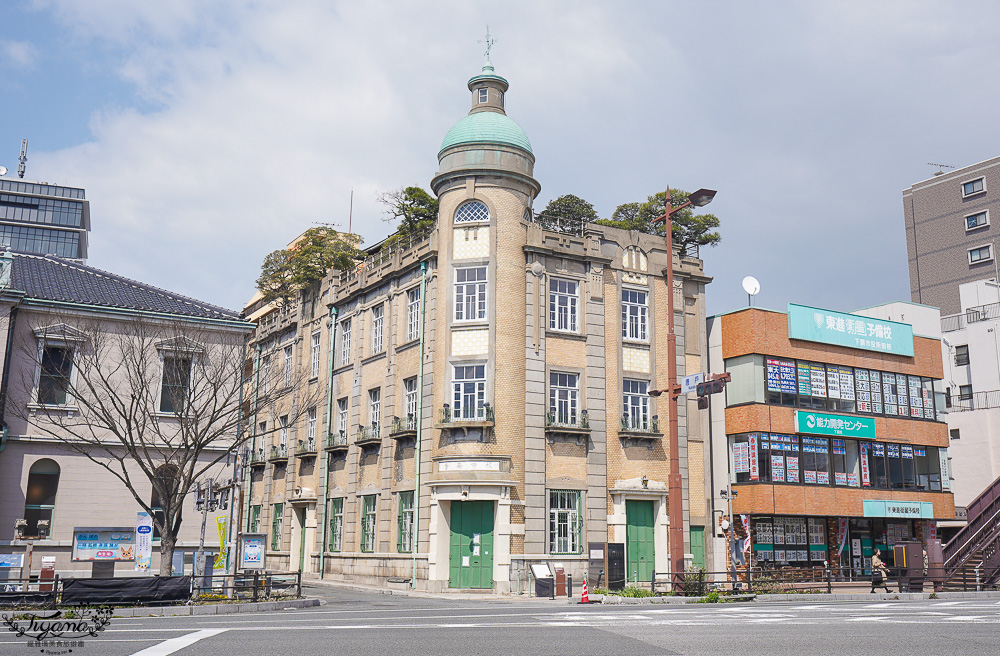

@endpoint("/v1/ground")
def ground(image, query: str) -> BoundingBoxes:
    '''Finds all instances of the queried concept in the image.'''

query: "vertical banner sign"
[837,518,849,557]
[214,516,228,570]
[939,448,950,490]
[748,434,759,481]
[135,513,153,572]
[741,515,751,560]
[860,443,871,487]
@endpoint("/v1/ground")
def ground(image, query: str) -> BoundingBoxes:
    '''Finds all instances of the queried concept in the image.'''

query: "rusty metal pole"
[663,188,685,590]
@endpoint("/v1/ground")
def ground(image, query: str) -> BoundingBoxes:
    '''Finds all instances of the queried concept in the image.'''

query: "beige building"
[0,251,252,578]
[245,58,713,591]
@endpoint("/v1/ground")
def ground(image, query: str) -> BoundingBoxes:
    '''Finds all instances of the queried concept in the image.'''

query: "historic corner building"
[242,58,713,592]
[707,302,955,574]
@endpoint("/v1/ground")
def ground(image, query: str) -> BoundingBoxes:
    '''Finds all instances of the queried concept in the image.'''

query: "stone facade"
[245,60,711,591]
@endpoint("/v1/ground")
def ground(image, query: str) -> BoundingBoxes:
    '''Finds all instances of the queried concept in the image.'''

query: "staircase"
[942,474,1000,588]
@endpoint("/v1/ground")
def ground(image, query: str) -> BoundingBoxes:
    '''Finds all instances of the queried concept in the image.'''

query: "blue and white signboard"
[135,512,154,572]
[239,533,266,571]
[0,554,23,568]
[788,304,915,357]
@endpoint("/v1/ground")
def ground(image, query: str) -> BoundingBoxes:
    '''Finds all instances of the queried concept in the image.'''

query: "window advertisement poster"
[870,370,884,414]
[239,533,266,570]
[771,454,785,482]
[733,442,750,473]
[816,469,830,485]
[826,366,840,399]
[785,456,800,483]
[837,366,856,401]
[922,387,935,420]
[809,363,828,397]
[796,362,812,396]
[766,358,797,394]
[860,443,871,486]
[939,448,950,490]
[748,433,759,481]
[135,512,153,572]
[786,303,915,356]
[855,369,871,412]
[72,527,136,562]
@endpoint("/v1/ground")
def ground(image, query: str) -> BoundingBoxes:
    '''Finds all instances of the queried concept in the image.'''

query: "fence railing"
[269,443,288,460]
[391,415,417,434]
[946,389,1000,412]
[941,301,1000,333]
[191,571,302,601]
[619,414,660,434]
[296,437,317,455]
[339,226,434,285]
[545,410,590,430]
[326,430,348,449]
[440,403,495,423]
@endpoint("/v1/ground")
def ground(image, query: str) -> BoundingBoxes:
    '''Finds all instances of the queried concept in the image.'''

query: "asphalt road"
[2,584,999,656]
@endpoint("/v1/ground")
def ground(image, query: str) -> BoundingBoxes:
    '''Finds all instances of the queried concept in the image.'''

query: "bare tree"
[11,314,316,575]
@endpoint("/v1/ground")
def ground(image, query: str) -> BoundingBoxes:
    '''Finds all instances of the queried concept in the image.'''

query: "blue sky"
[2,1,1000,315]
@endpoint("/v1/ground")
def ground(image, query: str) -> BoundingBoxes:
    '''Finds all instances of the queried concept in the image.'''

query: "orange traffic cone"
[580,578,589,603]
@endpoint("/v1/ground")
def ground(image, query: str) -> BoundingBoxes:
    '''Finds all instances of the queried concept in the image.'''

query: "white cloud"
[2,40,39,68]
[22,0,1000,314]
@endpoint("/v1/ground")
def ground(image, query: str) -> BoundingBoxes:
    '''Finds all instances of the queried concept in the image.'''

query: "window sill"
[546,330,586,342]
[361,352,386,366]
[396,339,420,353]
[622,339,650,347]
[27,403,79,414]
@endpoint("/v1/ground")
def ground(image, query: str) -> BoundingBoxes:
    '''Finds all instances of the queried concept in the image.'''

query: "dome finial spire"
[478,25,496,72]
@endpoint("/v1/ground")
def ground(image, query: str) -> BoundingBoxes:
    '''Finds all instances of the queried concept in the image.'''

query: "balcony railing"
[390,415,418,437]
[619,414,661,435]
[354,424,381,444]
[296,437,317,456]
[325,431,348,450]
[941,301,1000,333]
[339,226,434,286]
[248,447,267,465]
[947,389,1000,412]
[440,403,494,424]
[545,410,591,431]
[268,443,289,461]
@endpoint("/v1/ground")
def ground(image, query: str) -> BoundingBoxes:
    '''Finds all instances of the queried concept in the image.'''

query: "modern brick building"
[243,57,714,591]
[707,302,955,576]
[904,157,1000,316]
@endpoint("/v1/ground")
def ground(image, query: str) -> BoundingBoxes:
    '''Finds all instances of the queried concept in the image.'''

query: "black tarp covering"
[61,576,191,606]
[0,591,55,607]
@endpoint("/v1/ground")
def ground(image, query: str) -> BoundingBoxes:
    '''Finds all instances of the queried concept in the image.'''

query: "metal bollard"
[567,575,573,598]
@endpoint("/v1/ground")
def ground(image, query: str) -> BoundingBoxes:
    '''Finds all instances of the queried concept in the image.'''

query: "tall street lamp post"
[649,187,717,587]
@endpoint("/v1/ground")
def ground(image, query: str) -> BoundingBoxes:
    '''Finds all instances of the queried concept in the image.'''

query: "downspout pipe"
[319,305,338,579]
[0,305,17,453]
[243,344,262,536]
[412,261,428,588]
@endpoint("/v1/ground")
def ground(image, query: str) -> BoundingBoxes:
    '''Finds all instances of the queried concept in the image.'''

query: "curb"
[112,597,321,617]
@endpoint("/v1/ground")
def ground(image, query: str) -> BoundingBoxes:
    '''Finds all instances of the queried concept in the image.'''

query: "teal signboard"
[787,304,915,357]
[795,410,877,439]
[863,500,933,519]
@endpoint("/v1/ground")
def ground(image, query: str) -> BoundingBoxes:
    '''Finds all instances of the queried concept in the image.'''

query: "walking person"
[870,549,891,593]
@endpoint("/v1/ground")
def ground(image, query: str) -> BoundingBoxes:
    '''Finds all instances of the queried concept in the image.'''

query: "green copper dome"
[439,111,533,157]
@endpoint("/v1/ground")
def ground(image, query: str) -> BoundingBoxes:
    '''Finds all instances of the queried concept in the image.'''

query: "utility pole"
[194,477,232,591]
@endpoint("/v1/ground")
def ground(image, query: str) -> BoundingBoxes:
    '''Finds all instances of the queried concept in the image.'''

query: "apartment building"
[244,57,713,591]
[904,157,1000,315]
[707,302,955,575]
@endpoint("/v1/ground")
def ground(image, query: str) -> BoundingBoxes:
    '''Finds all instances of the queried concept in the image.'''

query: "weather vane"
[478,25,495,60]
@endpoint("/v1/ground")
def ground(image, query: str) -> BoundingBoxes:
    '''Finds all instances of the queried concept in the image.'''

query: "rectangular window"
[361,495,377,552]
[404,377,418,422]
[621,289,648,341]
[38,345,73,405]
[955,345,970,366]
[969,245,993,264]
[478,88,489,103]
[549,490,582,554]
[337,398,348,437]
[248,504,261,533]
[368,388,381,432]
[407,287,421,342]
[260,356,271,395]
[959,384,973,401]
[455,267,488,321]
[397,491,414,553]
[159,355,192,413]
[962,177,985,197]
[622,378,650,430]
[283,344,293,387]
[966,210,989,230]
[328,498,344,552]
[371,304,384,354]
[310,331,321,377]
[453,364,486,419]
[801,436,830,485]
[279,415,289,445]
[549,372,579,425]
[271,503,284,550]
[549,278,579,332]
[306,407,317,443]
[340,319,351,365]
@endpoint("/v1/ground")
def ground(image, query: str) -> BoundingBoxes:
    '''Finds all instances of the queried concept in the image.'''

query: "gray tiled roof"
[11,253,241,321]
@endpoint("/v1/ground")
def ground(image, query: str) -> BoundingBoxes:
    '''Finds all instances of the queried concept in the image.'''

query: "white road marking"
[845,616,892,622]
[127,629,228,656]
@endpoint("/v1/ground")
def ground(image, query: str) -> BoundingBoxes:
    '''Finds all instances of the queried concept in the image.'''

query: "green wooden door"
[690,526,705,570]
[297,508,307,572]
[449,501,494,589]
[626,500,655,582]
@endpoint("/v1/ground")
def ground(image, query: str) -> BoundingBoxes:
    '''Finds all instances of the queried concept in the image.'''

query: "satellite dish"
[0,166,7,176]
[742,276,761,306]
